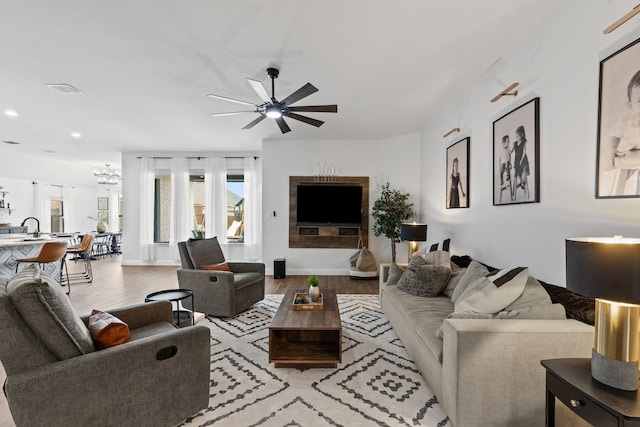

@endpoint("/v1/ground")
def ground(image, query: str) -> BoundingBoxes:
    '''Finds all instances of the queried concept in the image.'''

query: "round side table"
[145,289,194,327]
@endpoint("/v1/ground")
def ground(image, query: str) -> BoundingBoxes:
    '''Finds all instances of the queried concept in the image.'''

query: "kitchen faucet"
[20,217,40,237]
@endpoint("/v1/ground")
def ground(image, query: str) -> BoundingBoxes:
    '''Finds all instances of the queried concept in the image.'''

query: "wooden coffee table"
[269,289,342,368]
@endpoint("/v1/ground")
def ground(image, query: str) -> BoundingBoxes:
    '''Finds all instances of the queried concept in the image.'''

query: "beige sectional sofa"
[379,258,594,427]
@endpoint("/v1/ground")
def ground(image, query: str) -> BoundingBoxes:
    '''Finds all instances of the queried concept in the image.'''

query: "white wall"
[419,0,640,285]
[262,134,421,275]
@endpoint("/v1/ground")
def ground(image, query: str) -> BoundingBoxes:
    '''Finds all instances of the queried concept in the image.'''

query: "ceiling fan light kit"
[208,67,337,134]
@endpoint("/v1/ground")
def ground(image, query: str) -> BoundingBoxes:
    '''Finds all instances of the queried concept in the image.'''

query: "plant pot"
[309,285,320,302]
[97,222,107,233]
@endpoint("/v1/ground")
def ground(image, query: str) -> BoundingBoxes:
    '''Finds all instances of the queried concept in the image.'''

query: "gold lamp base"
[592,299,640,391]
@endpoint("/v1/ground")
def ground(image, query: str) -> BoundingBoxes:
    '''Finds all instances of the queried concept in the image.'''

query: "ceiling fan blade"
[242,114,266,130]
[285,112,324,127]
[207,94,259,107]
[287,105,338,113]
[247,78,272,104]
[281,83,318,106]
[209,110,256,117]
[275,117,291,134]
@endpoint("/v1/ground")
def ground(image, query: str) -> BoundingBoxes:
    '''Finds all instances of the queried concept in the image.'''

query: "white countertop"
[0,234,75,248]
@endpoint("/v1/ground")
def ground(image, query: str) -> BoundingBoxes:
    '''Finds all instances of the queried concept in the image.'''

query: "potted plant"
[307,274,320,302]
[371,182,414,263]
[87,212,109,233]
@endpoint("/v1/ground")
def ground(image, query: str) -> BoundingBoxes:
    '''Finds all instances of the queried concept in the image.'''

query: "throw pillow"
[441,264,466,298]
[200,262,231,271]
[454,266,529,314]
[417,250,450,267]
[88,310,131,349]
[397,256,451,297]
[503,275,552,311]
[7,265,95,360]
[386,263,406,286]
[450,261,490,304]
[186,237,226,268]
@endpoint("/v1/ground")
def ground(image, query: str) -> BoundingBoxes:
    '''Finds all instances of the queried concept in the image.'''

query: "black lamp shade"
[566,237,640,304]
[401,223,427,242]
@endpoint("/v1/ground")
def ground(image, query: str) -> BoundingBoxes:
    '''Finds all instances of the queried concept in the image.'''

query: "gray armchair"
[177,237,265,317]
[0,265,210,427]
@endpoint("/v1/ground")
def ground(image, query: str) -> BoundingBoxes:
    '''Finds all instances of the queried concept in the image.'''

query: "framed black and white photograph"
[446,137,469,209]
[596,37,640,198]
[492,97,540,205]
[97,197,108,210]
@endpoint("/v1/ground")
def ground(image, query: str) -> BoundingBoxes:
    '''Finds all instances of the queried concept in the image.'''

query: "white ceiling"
[0,0,563,171]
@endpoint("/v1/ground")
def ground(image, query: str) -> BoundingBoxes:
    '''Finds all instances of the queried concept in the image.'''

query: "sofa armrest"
[379,263,391,289]
[5,325,211,427]
[81,300,173,329]
[440,318,593,427]
[228,261,265,274]
[177,268,236,313]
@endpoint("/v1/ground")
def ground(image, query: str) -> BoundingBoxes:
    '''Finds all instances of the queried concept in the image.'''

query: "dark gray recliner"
[0,265,211,427]
[177,237,265,317]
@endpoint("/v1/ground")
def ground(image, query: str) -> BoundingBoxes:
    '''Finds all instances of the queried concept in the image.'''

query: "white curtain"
[62,186,77,233]
[204,157,227,243]
[243,157,262,260]
[32,182,52,233]
[170,157,191,250]
[139,157,155,262]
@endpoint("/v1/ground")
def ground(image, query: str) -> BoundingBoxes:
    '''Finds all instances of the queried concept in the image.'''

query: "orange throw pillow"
[200,262,231,271]
[88,310,131,349]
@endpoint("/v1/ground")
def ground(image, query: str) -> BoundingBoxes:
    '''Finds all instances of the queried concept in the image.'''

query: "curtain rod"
[136,156,259,160]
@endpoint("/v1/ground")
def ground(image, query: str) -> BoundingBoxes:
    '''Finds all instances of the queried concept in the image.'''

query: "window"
[154,173,171,243]
[50,199,64,233]
[227,173,244,243]
[190,174,205,239]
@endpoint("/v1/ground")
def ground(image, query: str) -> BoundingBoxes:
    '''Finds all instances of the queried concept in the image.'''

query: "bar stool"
[65,234,94,284]
[15,241,70,294]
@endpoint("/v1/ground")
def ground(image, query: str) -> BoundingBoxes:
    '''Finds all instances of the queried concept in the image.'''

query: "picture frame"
[446,137,469,209]
[596,36,640,198]
[492,97,540,205]
[97,197,108,210]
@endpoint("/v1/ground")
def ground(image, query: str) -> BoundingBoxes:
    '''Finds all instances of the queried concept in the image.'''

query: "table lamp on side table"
[566,236,640,391]
[401,223,427,262]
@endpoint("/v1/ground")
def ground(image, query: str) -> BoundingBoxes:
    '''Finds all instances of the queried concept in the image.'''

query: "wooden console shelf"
[289,176,369,249]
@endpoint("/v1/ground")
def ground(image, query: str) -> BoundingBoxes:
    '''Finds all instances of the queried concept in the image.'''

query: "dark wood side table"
[541,358,640,427]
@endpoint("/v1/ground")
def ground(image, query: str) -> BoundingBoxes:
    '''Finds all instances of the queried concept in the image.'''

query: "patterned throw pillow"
[397,256,451,297]
[454,266,529,314]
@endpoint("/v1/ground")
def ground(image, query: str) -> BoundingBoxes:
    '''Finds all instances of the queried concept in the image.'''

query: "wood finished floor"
[0,255,379,427]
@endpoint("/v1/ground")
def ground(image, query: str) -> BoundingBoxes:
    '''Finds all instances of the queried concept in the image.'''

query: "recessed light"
[71,132,82,138]
[3,140,20,145]
[4,110,18,117]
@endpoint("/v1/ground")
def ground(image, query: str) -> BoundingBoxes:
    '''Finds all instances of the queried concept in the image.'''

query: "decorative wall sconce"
[443,128,460,138]
[603,4,640,34]
[490,82,519,103]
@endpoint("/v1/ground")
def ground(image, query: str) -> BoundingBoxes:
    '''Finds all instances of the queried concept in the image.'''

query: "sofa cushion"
[454,266,528,314]
[186,237,226,268]
[397,256,451,297]
[234,272,264,289]
[7,265,95,360]
[415,249,451,267]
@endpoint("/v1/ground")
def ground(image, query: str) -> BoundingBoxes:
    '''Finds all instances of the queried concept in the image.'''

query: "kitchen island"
[0,234,75,280]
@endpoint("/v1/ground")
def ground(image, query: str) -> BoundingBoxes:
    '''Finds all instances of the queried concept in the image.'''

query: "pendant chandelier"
[94,164,121,187]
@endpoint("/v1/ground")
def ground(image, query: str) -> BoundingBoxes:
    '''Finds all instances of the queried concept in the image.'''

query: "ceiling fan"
[207,67,337,134]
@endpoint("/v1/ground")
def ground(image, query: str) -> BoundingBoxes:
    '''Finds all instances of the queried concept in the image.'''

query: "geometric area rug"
[178,294,451,427]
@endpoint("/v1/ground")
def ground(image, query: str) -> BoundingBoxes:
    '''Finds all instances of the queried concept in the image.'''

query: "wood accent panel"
[289,176,369,248]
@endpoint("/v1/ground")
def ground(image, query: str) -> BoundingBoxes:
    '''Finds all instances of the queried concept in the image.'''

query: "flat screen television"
[296,184,363,226]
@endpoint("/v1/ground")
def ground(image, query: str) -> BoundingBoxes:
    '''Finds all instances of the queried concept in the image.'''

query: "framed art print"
[492,97,540,205]
[446,137,469,209]
[596,36,640,198]
[97,197,108,210]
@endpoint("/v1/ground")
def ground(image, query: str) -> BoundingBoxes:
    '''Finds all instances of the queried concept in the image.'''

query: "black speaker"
[274,258,286,279]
